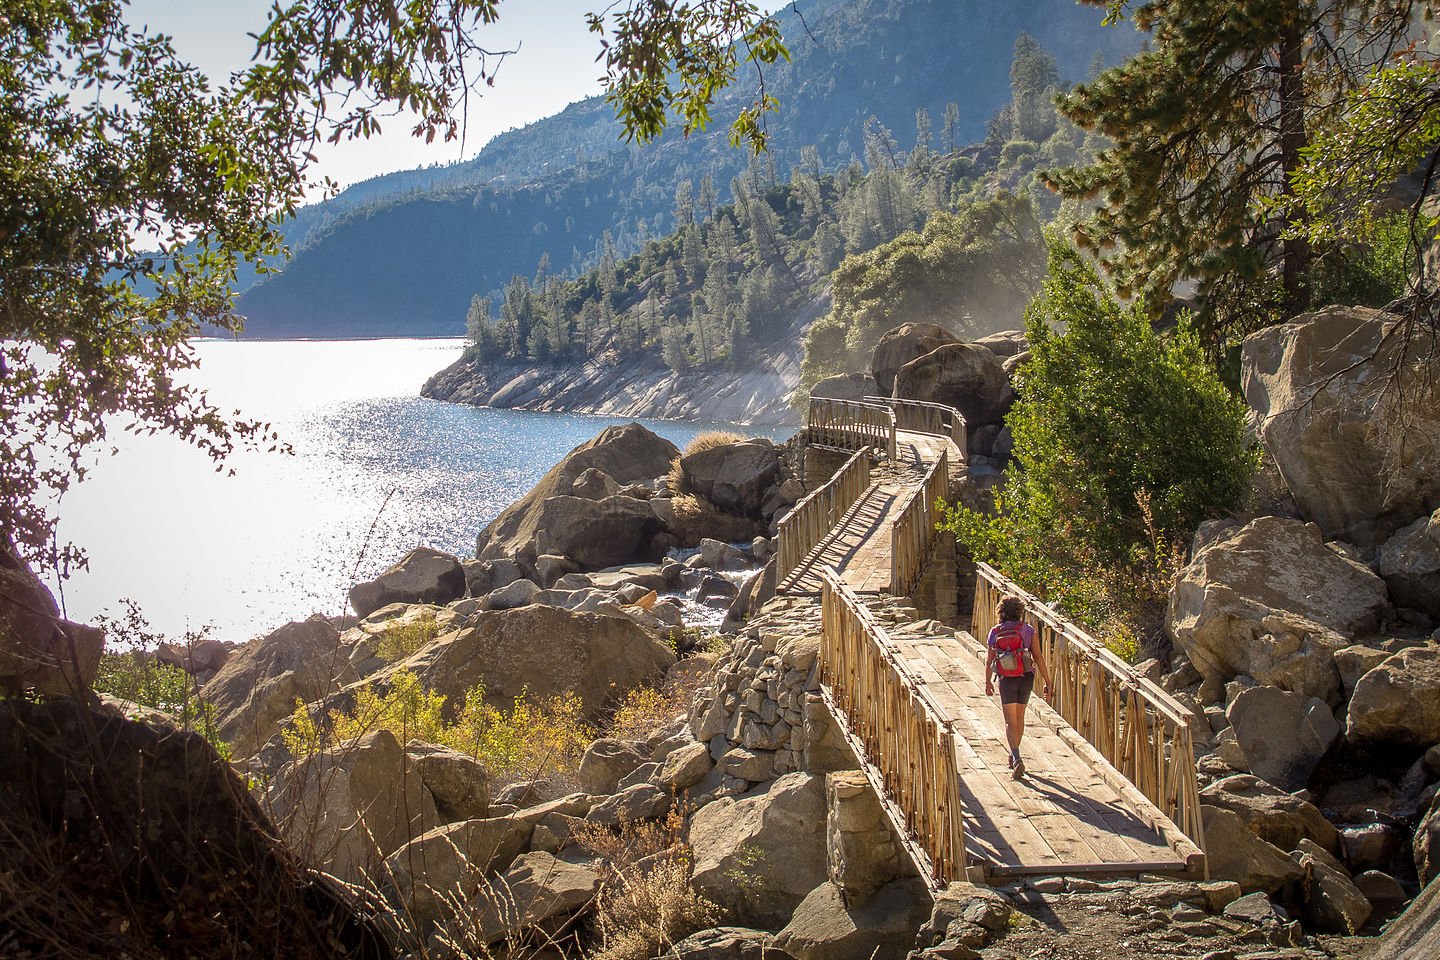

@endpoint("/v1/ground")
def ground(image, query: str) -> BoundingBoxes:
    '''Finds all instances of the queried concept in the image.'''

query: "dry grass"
[604,653,715,743]
[667,431,748,496]
[575,809,718,960]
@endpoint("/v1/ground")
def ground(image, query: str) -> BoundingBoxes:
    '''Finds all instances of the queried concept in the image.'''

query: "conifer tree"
[1049,0,1414,345]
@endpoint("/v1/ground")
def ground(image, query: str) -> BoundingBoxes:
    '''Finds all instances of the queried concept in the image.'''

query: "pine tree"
[1048,0,1405,346]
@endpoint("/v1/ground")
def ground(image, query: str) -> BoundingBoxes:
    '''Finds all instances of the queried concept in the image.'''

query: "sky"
[127,0,613,195]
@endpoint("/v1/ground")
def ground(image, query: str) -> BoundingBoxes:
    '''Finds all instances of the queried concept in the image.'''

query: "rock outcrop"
[200,615,356,759]
[474,422,679,565]
[679,440,782,519]
[349,547,465,619]
[1166,516,1389,697]
[1242,306,1440,545]
[1,536,104,696]
[871,322,961,396]
[891,342,1014,428]
[380,603,675,720]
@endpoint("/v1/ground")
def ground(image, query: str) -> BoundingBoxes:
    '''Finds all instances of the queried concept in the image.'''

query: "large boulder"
[1227,687,1339,791]
[1242,306,1440,545]
[892,343,1014,428]
[1166,516,1389,698]
[1200,774,1340,853]
[1366,874,1440,960]
[199,615,355,759]
[266,728,437,886]
[349,546,465,619]
[376,604,675,720]
[690,772,830,928]
[475,422,680,563]
[0,538,104,696]
[871,322,961,396]
[1345,646,1440,747]
[406,739,490,822]
[0,697,393,958]
[680,441,782,519]
[1201,805,1306,894]
[771,878,933,960]
[463,850,603,945]
[1377,508,1440,617]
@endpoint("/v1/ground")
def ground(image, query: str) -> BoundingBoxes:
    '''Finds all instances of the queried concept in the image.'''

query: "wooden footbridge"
[777,398,1206,887]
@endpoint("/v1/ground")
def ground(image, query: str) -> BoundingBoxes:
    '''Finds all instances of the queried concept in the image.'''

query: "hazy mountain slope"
[235,0,1140,338]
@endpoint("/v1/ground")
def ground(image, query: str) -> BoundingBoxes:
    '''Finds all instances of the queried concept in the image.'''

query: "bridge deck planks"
[896,629,1187,875]
[793,423,1192,878]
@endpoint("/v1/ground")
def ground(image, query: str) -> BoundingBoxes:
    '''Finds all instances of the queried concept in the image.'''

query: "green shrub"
[90,600,229,757]
[943,237,1257,641]
[375,615,439,661]
[282,670,594,786]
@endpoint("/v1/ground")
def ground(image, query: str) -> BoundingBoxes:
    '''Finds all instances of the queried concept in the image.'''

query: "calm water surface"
[52,338,789,641]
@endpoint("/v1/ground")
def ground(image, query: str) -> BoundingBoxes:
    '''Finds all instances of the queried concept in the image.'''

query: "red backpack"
[992,621,1030,678]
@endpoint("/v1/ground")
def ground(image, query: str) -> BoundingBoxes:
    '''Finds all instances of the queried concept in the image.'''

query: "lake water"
[50,338,790,642]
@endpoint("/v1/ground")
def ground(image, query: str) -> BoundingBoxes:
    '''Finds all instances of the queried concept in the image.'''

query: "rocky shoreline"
[419,318,807,427]
[4,304,1440,960]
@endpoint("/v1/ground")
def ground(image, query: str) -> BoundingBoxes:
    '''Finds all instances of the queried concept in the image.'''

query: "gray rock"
[483,577,541,610]
[349,546,466,619]
[682,442,781,519]
[1223,891,1289,926]
[1364,868,1440,960]
[570,467,620,500]
[463,850,602,944]
[1168,517,1385,700]
[1296,851,1372,933]
[1201,806,1306,894]
[771,878,933,960]
[1227,688,1338,791]
[666,926,774,960]
[1416,795,1440,886]
[811,372,879,403]
[405,739,490,822]
[1346,646,1440,747]
[578,738,648,795]
[690,773,829,928]
[870,322,961,396]
[584,783,672,826]
[1242,305,1440,545]
[1378,509,1440,616]
[1335,645,1395,697]
[892,342,1014,428]
[1198,777,1342,852]
[659,741,714,791]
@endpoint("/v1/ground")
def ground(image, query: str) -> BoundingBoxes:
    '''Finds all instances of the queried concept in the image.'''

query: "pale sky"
[128,0,613,194]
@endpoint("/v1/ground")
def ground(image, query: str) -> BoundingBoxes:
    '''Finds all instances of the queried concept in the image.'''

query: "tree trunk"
[1278,14,1311,318]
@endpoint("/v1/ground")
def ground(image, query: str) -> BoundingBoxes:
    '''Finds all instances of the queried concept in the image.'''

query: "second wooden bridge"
[777,397,1206,887]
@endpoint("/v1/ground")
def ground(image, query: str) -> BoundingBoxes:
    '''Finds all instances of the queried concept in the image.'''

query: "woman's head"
[996,594,1024,623]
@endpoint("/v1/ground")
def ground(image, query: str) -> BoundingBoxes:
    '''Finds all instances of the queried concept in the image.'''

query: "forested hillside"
[234,0,1140,338]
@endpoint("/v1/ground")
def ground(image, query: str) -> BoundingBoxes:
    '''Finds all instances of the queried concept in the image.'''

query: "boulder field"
[5,304,1440,959]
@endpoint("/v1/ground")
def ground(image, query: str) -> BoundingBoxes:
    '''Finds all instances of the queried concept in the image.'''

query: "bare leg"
[1003,701,1027,753]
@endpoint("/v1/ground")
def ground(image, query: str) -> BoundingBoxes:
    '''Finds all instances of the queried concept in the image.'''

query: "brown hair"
[996,595,1024,624]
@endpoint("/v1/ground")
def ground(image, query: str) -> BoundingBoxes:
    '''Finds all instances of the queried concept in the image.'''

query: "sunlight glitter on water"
[50,338,789,642]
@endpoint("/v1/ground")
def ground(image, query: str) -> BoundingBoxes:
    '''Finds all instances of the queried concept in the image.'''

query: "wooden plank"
[901,634,1186,870]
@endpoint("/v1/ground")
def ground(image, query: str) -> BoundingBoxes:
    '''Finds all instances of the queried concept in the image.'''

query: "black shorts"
[998,672,1035,705]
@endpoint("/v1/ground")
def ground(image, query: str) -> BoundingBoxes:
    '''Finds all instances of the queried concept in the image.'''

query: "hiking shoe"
[1011,758,1025,779]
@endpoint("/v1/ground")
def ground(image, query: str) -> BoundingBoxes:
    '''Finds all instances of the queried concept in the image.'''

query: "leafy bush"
[375,615,440,661]
[283,670,593,786]
[90,600,229,757]
[943,237,1257,643]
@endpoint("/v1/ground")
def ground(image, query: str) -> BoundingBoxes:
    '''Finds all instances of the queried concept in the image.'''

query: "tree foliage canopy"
[1048,0,1423,349]
[943,237,1257,634]
[0,0,783,572]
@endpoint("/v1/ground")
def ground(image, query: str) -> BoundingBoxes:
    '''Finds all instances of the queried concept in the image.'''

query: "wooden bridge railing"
[776,447,871,581]
[971,563,1206,856]
[865,396,968,460]
[807,397,897,461]
[890,449,949,597]
[819,566,967,888]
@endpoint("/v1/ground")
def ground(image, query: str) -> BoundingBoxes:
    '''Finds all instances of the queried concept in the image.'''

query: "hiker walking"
[984,593,1053,779]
